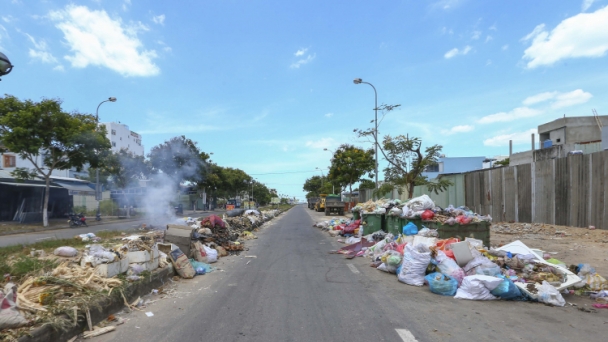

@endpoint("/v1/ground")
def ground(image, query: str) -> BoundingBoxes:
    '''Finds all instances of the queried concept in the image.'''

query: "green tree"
[327,144,375,196]
[0,95,110,226]
[303,175,326,196]
[148,135,207,186]
[220,167,251,199]
[354,104,451,199]
[81,149,151,190]
[358,179,376,190]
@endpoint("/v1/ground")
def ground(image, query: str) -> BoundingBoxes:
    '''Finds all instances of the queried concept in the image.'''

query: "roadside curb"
[17,266,175,342]
[0,218,143,237]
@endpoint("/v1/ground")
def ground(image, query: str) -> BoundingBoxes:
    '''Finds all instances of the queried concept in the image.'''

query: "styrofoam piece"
[498,240,580,292]
[94,262,120,278]
[451,241,474,267]
[127,250,151,263]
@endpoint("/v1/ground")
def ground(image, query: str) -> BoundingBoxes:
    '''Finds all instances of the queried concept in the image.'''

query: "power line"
[249,168,327,176]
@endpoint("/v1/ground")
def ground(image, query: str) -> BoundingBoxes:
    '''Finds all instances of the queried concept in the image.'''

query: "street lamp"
[0,52,14,81]
[353,78,379,195]
[95,97,117,216]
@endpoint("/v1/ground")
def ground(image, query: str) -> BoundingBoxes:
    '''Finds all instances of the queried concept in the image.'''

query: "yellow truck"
[314,194,327,212]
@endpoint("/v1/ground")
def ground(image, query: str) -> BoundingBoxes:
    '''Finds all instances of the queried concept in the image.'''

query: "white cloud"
[471,30,481,40]
[305,137,335,150]
[26,34,58,64]
[522,89,593,108]
[522,91,557,106]
[290,53,315,69]
[486,59,492,66]
[294,48,307,56]
[157,40,172,53]
[484,128,538,147]
[53,65,65,72]
[444,45,472,59]
[478,107,543,124]
[489,24,497,31]
[552,89,593,109]
[2,15,15,23]
[122,0,131,11]
[432,0,462,10]
[442,125,474,135]
[582,0,596,11]
[441,27,454,35]
[521,6,608,68]
[325,113,334,118]
[49,5,159,77]
[502,44,509,50]
[485,35,493,43]
[152,14,165,25]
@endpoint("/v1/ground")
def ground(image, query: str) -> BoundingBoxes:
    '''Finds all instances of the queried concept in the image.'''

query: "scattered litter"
[145,312,154,317]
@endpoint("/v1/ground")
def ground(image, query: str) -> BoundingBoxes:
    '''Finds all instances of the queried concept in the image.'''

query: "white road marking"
[396,329,418,342]
[346,264,360,274]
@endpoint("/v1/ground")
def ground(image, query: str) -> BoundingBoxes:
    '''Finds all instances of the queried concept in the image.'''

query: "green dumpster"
[386,215,407,236]
[361,213,385,235]
[352,211,360,220]
[410,219,490,247]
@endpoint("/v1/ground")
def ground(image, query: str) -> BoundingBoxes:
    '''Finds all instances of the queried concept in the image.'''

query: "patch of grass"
[9,256,58,279]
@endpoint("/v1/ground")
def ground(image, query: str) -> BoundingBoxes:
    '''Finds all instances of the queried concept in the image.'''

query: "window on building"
[424,164,439,172]
[112,142,116,147]
[111,129,116,135]
[3,155,16,167]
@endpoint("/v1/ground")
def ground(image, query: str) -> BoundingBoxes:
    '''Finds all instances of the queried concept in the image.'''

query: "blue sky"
[1,0,608,201]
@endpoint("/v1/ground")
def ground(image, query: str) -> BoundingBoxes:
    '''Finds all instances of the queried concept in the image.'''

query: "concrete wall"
[509,150,533,166]
[465,150,608,229]
[538,116,608,146]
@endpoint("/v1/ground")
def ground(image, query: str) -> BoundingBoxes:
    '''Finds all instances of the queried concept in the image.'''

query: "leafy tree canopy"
[0,95,110,226]
[328,144,375,195]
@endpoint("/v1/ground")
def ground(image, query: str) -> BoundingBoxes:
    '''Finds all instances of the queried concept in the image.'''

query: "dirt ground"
[491,222,608,277]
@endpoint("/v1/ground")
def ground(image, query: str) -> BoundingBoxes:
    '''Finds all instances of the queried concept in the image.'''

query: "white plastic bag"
[397,244,431,286]
[463,255,502,277]
[435,250,465,285]
[0,284,28,329]
[537,281,566,306]
[53,246,78,257]
[454,275,503,300]
[203,245,218,263]
[405,195,435,211]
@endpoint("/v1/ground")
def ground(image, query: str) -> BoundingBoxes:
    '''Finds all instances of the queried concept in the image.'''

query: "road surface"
[87,205,607,342]
[0,210,220,248]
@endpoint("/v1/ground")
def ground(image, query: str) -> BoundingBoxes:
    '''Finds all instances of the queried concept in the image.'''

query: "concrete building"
[0,150,88,178]
[422,156,486,180]
[510,115,608,166]
[100,122,144,156]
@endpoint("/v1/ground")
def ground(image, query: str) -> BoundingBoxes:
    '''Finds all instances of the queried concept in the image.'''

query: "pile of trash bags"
[353,195,492,225]
[327,217,607,307]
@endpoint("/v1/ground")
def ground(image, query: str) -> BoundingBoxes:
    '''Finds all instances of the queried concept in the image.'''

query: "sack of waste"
[169,247,196,279]
[537,281,566,306]
[425,272,458,296]
[54,246,79,257]
[0,283,28,329]
[203,245,218,263]
[434,250,465,285]
[397,244,431,286]
[490,275,525,301]
[454,275,503,300]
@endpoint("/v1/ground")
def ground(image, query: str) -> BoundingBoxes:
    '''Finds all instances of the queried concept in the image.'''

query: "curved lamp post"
[353,78,378,194]
[0,52,14,81]
[95,97,117,215]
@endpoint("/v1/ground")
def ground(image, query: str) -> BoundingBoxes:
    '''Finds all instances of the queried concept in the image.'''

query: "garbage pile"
[353,195,492,224]
[322,220,608,307]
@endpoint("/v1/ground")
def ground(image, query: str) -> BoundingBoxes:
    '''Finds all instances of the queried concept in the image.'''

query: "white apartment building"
[1,151,88,178]
[99,122,144,157]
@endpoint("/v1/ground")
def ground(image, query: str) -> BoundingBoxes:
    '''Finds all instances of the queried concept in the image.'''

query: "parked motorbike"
[95,213,102,221]
[68,213,88,227]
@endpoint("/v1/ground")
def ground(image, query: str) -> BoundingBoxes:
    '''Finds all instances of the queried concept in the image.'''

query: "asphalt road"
[0,210,220,247]
[88,205,607,342]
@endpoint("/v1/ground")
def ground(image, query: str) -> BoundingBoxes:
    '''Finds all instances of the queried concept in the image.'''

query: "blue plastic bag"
[424,272,458,296]
[189,259,214,275]
[490,275,525,300]
[402,222,418,236]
